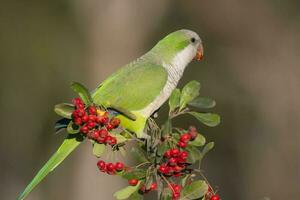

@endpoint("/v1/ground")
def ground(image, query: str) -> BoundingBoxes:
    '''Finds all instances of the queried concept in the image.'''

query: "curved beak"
[194,43,204,61]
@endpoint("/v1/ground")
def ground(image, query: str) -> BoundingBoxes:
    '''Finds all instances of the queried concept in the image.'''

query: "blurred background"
[1,0,300,199]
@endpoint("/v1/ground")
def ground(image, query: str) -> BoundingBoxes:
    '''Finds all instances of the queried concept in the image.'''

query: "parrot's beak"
[194,44,204,61]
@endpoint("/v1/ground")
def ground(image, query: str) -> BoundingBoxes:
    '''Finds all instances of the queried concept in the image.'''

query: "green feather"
[17,135,82,200]
[92,60,167,110]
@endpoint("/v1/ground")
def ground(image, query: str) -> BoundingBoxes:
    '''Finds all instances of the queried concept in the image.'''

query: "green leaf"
[188,97,216,109]
[131,147,148,163]
[202,142,214,157]
[17,135,83,200]
[114,182,141,200]
[169,88,181,112]
[179,80,201,110]
[189,134,206,147]
[70,82,92,105]
[189,112,221,127]
[66,121,79,134]
[182,180,208,199]
[115,134,128,143]
[92,143,106,157]
[128,191,143,200]
[54,103,74,119]
[186,146,201,164]
[122,169,147,180]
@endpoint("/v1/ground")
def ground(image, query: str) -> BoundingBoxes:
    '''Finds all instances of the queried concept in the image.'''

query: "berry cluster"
[169,183,182,200]
[138,182,157,194]
[159,148,189,177]
[177,126,198,148]
[72,98,120,146]
[205,186,220,200]
[97,160,125,175]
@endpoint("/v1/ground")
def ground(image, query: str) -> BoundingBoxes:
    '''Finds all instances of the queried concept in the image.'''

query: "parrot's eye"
[190,37,196,43]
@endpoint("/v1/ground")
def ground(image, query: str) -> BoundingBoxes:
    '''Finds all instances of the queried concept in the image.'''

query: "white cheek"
[171,44,197,73]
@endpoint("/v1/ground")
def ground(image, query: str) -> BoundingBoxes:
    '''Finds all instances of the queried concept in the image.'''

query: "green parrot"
[17,29,203,200]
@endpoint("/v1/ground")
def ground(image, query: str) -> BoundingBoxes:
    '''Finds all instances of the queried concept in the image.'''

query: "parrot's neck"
[138,45,196,117]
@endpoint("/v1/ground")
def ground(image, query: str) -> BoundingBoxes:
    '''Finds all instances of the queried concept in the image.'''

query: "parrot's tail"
[17,135,83,200]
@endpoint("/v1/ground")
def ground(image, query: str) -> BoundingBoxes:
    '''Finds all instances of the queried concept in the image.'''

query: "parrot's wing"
[92,59,168,112]
[17,135,82,200]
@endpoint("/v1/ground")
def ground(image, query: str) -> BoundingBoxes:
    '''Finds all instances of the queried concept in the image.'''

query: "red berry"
[77,109,85,117]
[97,137,106,143]
[179,151,188,159]
[81,115,89,123]
[150,182,157,190]
[109,137,117,145]
[106,123,114,130]
[173,165,183,172]
[97,160,106,171]
[76,103,84,109]
[189,131,198,140]
[159,165,168,174]
[106,163,115,172]
[88,121,96,129]
[177,157,187,164]
[93,130,100,139]
[180,133,191,142]
[97,116,109,125]
[110,117,121,127]
[88,106,97,115]
[139,184,146,193]
[128,179,138,186]
[80,126,89,134]
[115,162,124,171]
[189,126,197,132]
[99,129,109,138]
[178,141,187,148]
[173,184,181,193]
[74,118,82,126]
[164,150,172,158]
[88,115,97,122]
[211,194,220,200]
[170,149,180,157]
[72,98,83,106]
[173,172,181,177]
[172,192,180,199]
[168,157,177,166]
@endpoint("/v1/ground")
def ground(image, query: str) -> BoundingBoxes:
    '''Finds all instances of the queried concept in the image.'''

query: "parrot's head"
[151,29,203,67]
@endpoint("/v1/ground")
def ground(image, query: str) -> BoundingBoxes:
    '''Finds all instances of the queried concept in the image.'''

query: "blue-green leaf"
[189,112,221,127]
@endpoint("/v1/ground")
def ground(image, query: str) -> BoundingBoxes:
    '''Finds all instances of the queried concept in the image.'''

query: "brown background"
[1,0,300,199]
